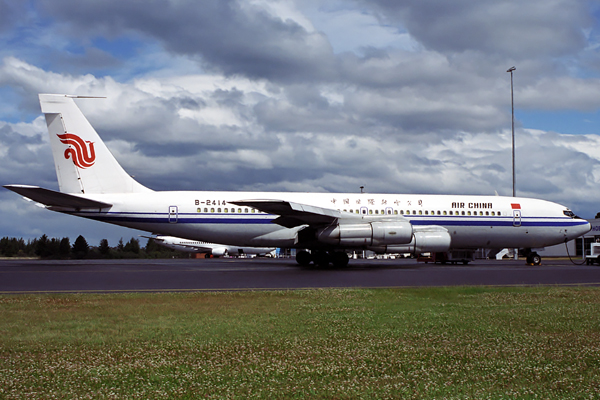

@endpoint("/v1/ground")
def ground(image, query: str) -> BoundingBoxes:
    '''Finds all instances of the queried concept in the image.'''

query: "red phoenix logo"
[57,133,96,169]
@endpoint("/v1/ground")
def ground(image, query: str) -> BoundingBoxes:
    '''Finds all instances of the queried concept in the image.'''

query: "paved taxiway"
[1,258,599,293]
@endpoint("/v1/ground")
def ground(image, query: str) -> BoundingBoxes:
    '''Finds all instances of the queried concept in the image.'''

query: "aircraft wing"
[170,243,214,252]
[3,185,112,210]
[140,235,216,253]
[231,199,342,228]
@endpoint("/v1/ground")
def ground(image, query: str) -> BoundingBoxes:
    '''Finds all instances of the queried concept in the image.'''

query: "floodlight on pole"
[507,66,516,197]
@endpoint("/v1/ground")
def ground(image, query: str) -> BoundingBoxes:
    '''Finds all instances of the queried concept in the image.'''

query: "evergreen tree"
[0,237,17,257]
[0,237,33,257]
[47,237,61,258]
[117,237,124,252]
[145,237,160,253]
[99,238,110,256]
[59,237,71,258]
[124,237,140,254]
[35,234,49,257]
[72,235,89,258]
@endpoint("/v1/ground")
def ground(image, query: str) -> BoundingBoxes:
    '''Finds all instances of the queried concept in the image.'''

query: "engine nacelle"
[211,247,228,257]
[381,227,451,254]
[317,221,413,247]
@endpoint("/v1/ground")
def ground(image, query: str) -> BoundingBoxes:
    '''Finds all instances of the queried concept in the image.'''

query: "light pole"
[507,66,516,197]
[507,66,518,261]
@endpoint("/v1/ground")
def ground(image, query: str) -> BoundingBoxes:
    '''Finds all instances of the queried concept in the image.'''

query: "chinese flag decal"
[511,203,521,209]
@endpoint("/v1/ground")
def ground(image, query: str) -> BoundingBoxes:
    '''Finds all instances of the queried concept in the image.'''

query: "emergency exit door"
[513,209,521,227]
[168,206,178,223]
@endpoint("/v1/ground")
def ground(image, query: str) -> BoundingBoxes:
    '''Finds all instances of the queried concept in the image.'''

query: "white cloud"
[298,1,419,54]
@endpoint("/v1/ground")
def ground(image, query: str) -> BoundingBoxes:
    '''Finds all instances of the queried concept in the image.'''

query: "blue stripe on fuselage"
[67,212,588,228]
[410,218,587,227]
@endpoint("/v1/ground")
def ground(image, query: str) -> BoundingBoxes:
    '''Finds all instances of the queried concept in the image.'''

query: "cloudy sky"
[1,0,600,246]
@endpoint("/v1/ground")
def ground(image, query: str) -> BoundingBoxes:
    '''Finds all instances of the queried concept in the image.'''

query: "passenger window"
[244,208,249,213]
[238,208,242,213]
[369,210,373,215]
[498,212,501,216]
[394,210,398,215]
[461,211,465,216]
[413,210,417,215]
[491,211,495,216]
[443,211,447,215]
[467,211,471,216]
[449,211,453,215]
[204,208,208,213]
[197,208,201,213]
[211,208,215,213]
[224,208,228,213]
[251,209,255,213]
[437,211,441,215]
[375,210,379,215]
[218,208,222,213]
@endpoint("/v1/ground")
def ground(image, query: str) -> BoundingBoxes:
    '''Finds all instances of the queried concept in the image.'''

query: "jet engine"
[211,247,229,257]
[316,221,413,247]
[381,226,451,254]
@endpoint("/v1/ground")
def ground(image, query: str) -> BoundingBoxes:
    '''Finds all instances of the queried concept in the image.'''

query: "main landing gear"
[296,250,349,268]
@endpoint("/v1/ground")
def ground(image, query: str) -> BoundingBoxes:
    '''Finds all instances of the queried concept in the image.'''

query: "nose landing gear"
[525,251,541,265]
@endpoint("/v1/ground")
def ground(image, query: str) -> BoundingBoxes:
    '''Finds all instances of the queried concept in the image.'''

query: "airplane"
[3,94,592,268]
[142,235,276,258]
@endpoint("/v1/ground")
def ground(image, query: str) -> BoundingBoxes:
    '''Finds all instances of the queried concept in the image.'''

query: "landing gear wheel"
[204,253,211,259]
[296,250,312,266]
[331,252,349,268]
[313,251,330,268]
[527,252,541,265]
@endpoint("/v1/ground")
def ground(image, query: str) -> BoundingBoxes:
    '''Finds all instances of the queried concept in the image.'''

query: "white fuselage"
[65,191,590,251]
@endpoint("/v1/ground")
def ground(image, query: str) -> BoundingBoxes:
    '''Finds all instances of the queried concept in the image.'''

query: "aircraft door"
[513,209,521,227]
[168,206,178,223]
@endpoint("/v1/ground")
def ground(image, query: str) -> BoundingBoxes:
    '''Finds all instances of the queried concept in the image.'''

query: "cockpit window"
[563,210,578,218]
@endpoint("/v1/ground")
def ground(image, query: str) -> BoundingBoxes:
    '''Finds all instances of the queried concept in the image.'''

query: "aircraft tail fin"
[39,94,151,194]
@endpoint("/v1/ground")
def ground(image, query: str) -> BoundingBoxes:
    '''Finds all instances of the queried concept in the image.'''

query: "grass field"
[1,287,600,399]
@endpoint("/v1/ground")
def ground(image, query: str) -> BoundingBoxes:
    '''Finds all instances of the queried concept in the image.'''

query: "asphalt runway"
[1,257,600,294]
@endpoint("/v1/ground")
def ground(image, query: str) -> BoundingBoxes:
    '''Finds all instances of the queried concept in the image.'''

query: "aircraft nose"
[567,221,592,240]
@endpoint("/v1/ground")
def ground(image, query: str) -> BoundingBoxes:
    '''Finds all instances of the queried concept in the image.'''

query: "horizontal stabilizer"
[3,185,112,210]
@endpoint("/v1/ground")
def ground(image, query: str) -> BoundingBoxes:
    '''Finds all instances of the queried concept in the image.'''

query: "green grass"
[1,287,600,399]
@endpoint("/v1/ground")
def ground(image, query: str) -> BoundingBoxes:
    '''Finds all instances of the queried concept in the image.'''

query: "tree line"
[0,235,188,259]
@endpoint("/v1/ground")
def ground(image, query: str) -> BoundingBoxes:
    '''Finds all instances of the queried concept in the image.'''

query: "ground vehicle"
[586,243,600,265]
